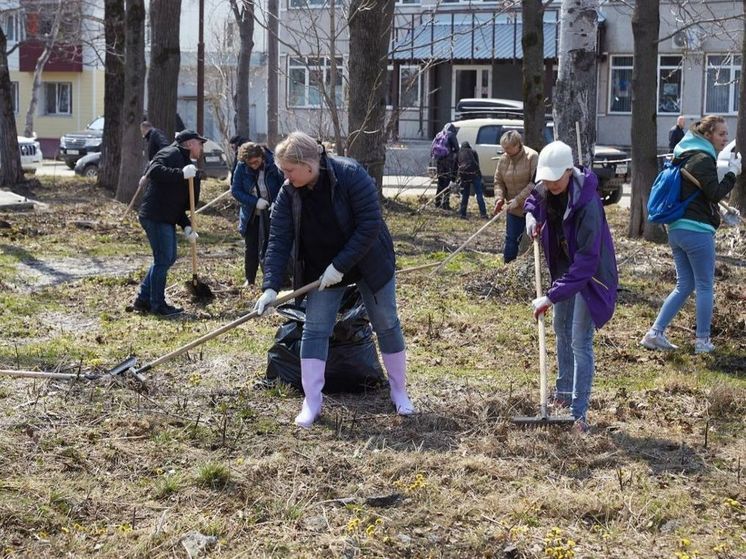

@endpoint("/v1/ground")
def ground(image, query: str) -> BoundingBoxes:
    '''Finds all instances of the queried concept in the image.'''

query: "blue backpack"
[647,157,699,224]
[431,131,450,159]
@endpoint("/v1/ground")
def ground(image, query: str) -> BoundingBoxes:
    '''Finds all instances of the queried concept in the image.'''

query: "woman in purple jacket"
[524,141,618,432]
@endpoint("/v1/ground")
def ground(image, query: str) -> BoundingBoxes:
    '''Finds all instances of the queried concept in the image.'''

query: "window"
[395,0,420,4]
[609,55,633,113]
[399,66,421,108]
[705,54,741,114]
[289,0,326,7]
[288,57,343,108]
[44,82,72,115]
[3,12,22,42]
[658,55,682,114]
[11,81,18,114]
[475,125,502,145]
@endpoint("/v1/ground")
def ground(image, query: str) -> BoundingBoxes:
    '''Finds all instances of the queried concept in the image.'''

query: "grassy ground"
[0,178,744,559]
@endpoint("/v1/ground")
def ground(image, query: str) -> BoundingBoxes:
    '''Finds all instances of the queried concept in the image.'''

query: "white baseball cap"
[535,141,574,182]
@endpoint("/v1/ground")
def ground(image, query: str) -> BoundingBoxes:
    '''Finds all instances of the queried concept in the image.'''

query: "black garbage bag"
[265,285,387,393]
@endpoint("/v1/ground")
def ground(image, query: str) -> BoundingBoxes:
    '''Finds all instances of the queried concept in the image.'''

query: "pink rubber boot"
[295,358,326,428]
[382,350,416,415]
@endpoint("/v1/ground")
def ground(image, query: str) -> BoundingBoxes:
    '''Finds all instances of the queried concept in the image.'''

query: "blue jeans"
[459,176,487,217]
[504,213,526,263]
[553,294,595,421]
[301,275,405,361]
[138,217,177,309]
[652,228,715,338]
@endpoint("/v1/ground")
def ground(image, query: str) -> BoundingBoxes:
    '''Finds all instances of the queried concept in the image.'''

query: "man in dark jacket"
[668,116,685,152]
[140,121,170,161]
[132,130,206,316]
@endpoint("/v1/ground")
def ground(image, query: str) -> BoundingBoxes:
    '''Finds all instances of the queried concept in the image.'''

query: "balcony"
[19,40,82,72]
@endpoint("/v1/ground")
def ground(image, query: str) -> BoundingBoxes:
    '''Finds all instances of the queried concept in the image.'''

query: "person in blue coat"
[253,131,415,428]
[230,142,284,286]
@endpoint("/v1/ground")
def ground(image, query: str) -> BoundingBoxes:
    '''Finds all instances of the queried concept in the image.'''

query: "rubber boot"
[382,350,416,415]
[295,358,326,428]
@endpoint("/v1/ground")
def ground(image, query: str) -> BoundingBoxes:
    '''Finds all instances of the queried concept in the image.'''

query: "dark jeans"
[435,157,455,209]
[504,213,526,263]
[138,217,177,309]
[459,176,487,217]
[243,212,270,284]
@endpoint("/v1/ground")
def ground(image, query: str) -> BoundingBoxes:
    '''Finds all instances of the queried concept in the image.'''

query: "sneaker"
[640,330,678,351]
[152,303,183,317]
[694,337,715,354]
[573,418,590,434]
[132,298,150,312]
[242,280,254,288]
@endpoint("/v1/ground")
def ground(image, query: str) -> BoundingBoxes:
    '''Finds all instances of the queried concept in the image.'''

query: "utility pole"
[197,0,205,134]
[267,0,278,145]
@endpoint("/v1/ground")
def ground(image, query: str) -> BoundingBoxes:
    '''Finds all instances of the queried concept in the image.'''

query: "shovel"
[105,280,322,384]
[185,176,214,301]
[512,238,575,427]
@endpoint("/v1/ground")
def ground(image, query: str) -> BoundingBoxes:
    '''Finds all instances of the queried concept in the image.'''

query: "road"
[34,161,632,209]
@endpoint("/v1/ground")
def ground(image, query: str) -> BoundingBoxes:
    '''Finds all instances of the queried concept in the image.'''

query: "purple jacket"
[524,167,618,328]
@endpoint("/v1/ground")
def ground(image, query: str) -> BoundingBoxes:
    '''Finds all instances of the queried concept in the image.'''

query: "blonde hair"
[500,130,523,150]
[275,131,322,173]
[690,115,725,137]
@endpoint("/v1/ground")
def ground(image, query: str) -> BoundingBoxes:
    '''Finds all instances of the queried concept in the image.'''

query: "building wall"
[597,0,743,151]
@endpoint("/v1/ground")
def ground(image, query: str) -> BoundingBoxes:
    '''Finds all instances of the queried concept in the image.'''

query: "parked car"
[716,139,738,182]
[59,116,104,169]
[18,136,43,172]
[74,139,229,180]
[450,118,629,205]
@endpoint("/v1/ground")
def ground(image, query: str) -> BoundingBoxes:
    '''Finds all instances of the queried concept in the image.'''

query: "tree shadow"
[608,430,706,475]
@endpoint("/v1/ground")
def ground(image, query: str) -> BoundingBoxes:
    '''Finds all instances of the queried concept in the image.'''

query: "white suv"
[17,136,43,172]
[451,118,629,205]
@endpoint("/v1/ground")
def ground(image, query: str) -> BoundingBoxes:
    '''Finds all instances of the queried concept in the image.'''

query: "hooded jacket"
[524,167,618,329]
[672,130,736,230]
[230,147,284,236]
[457,142,480,181]
[262,152,396,293]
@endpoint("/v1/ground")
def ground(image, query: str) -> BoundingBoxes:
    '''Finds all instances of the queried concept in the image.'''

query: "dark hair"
[690,115,725,137]
[238,142,265,162]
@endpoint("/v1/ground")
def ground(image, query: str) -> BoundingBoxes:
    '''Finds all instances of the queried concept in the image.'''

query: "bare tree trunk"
[521,0,547,152]
[347,0,394,194]
[98,0,126,194]
[231,0,254,138]
[732,0,746,211]
[553,0,598,166]
[147,0,181,139]
[628,0,665,242]
[266,0,279,146]
[115,0,146,204]
[24,0,64,138]
[0,26,24,187]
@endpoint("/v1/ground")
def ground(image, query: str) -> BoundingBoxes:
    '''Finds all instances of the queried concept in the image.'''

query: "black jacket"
[668,125,685,151]
[139,144,200,228]
[145,128,170,161]
[676,151,736,229]
[457,146,480,180]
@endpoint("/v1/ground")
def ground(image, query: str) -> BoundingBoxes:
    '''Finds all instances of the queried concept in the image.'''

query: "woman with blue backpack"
[640,115,741,354]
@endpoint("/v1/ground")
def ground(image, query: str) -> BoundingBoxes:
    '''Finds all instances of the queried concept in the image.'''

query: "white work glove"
[253,289,277,316]
[182,164,198,179]
[525,213,543,238]
[318,263,343,290]
[531,295,553,320]
[255,198,270,211]
[183,226,198,242]
[727,152,742,177]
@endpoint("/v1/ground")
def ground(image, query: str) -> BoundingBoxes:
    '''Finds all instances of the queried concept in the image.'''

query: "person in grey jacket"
[253,131,415,428]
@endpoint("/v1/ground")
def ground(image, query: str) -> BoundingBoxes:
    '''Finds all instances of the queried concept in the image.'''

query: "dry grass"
[0,178,744,558]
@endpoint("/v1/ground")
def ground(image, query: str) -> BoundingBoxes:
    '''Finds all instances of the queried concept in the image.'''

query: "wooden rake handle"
[187,177,198,275]
[433,209,506,274]
[533,237,549,419]
[136,280,322,375]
